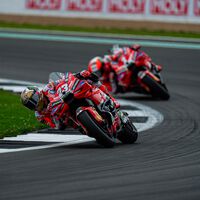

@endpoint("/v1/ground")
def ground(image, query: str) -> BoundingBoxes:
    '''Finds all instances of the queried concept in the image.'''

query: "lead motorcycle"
[49,72,138,148]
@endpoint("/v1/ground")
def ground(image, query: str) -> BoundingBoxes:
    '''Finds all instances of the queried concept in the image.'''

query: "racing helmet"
[110,44,123,54]
[88,56,104,76]
[110,44,123,61]
[21,86,44,111]
[130,44,141,50]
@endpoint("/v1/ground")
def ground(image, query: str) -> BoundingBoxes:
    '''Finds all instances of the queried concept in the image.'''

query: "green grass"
[0,90,47,139]
[1,21,200,39]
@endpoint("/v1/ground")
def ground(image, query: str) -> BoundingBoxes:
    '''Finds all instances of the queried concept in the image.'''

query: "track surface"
[0,35,200,200]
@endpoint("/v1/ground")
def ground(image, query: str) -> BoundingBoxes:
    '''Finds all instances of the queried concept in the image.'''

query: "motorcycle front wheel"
[141,75,170,100]
[77,110,115,148]
[117,120,138,144]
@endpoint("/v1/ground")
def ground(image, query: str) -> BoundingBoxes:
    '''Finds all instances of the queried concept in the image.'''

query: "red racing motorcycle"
[99,45,170,100]
[122,45,170,100]
[49,72,138,148]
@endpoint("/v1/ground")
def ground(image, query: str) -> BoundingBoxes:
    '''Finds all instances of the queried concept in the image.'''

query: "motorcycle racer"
[88,56,122,94]
[21,70,120,130]
[88,44,162,94]
[110,44,161,71]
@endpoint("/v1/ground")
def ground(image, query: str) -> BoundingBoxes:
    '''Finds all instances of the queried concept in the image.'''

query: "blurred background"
[0,0,200,34]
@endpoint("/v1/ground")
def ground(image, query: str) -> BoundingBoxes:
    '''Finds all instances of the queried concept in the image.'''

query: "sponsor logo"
[108,0,145,14]
[150,0,189,15]
[66,0,103,12]
[24,0,200,23]
[26,0,62,10]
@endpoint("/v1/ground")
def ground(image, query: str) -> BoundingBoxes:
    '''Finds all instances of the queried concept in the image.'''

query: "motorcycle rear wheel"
[142,75,170,100]
[77,110,115,148]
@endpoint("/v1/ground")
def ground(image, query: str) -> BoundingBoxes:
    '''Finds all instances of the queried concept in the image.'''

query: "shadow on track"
[56,141,140,150]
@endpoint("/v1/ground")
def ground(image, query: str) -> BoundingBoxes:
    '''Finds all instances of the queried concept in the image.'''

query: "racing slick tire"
[77,110,115,148]
[117,120,138,144]
[142,75,170,100]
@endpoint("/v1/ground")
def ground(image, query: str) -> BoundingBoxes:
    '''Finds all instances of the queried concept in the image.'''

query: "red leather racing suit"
[35,70,120,129]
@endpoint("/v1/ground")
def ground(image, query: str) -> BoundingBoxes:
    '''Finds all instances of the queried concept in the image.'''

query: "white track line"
[0,137,95,153]
[3,134,93,143]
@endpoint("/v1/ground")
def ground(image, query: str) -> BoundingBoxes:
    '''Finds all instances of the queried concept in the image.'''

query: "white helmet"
[21,86,43,110]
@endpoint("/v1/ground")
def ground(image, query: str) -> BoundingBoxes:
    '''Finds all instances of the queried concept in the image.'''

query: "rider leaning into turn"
[88,44,162,94]
[20,70,120,130]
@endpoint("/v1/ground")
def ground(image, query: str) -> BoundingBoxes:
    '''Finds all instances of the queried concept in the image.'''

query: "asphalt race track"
[0,32,200,200]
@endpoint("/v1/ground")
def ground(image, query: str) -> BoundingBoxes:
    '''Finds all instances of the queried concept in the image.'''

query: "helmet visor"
[26,91,40,110]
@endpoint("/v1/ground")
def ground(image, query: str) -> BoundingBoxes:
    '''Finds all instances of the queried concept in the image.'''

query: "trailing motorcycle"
[88,45,170,100]
[49,72,138,148]
[112,44,170,100]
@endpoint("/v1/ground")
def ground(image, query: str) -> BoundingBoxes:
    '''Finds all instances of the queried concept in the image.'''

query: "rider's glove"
[76,70,91,79]
[76,70,99,83]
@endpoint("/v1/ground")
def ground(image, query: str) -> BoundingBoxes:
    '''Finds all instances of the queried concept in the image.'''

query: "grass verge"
[0,90,47,139]
[0,21,200,39]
